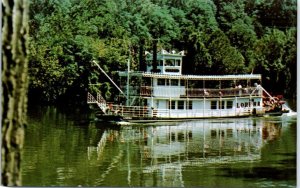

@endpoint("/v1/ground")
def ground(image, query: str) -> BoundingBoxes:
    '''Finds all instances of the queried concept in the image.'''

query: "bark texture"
[2,0,29,186]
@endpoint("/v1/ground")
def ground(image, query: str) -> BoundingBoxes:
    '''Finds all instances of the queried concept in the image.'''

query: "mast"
[126,59,130,106]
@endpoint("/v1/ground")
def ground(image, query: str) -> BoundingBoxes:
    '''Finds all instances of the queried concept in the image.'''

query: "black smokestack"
[139,39,146,72]
[152,40,158,72]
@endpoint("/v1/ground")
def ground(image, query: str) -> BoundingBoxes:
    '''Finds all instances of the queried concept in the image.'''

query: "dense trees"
[28,0,296,104]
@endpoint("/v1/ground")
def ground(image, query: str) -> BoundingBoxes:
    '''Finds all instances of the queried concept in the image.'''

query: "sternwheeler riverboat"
[87,50,288,122]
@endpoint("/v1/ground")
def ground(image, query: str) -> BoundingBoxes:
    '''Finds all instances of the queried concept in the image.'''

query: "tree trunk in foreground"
[2,0,29,186]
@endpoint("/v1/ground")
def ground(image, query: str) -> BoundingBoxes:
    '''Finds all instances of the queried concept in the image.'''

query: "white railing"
[88,91,264,118]
[87,92,107,114]
[108,105,151,117]
[87,92,96,103]
[151,107,263,118]
[140,86,262,98]
[106,105,263,119]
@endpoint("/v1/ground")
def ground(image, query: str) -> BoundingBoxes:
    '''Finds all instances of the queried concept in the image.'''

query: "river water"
[22,106,296,187]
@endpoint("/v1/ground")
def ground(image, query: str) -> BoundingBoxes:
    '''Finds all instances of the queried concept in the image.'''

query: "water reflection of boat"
[94,114,130,127]
[87,118,284,186]
[262,122,282,141]
[141,119,262,160]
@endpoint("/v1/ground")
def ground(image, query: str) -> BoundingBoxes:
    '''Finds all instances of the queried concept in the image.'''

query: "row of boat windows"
[211,101,233,109]
[163,100,261,110]
[146,59,181,67]
[157,79,184,86]
[168,101,193,110]
[166,101,233,110]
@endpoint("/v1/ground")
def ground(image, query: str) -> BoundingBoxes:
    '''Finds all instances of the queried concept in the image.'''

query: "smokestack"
[152,40,158,72]
[139,39,146,72]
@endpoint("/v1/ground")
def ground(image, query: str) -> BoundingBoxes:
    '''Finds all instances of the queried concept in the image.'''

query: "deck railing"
[106,105,263,118]
[140,86,261,98]
[108,105,151,117]
[87,92,107,114]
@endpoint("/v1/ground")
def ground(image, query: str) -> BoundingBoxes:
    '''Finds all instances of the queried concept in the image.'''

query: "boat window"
[175,59,181,66]
[165,69,180,72]
[227,101,233,109]
[253,101,257,106]
[171,79,178,86]
[178,101,184,109]
[171,101,176,109]
[211,101,217,109]
[171,132,176,141]
[157,79,165,86]
[180,80,185,86]
[219,101,225,109]
[186,101,193,109]
[165,59,174,66]
[257,101,260,106]
[211,130,217,138]
[159,60,164,66]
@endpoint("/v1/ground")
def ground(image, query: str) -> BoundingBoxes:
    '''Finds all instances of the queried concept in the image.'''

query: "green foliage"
[208,29,245,74]
[252,28,296,96]
[254,0,297,28]
[184,0,218,33]
[28,0,296,103]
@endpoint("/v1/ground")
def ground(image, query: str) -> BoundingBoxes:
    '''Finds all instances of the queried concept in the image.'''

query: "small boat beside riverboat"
[87,49,289,123]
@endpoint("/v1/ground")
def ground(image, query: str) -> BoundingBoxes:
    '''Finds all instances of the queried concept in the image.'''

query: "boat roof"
[118,71,261,81]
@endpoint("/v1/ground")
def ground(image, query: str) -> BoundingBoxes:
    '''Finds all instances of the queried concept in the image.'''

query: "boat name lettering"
[236,102,261,108]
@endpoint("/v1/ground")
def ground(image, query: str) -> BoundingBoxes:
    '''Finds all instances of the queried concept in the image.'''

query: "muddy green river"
[22,106,296,187]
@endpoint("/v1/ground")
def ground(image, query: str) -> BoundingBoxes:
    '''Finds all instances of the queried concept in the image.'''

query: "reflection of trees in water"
[262,122,282,141]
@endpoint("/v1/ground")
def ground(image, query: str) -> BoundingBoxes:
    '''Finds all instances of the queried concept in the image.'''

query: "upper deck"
[145,49,184,75]
[142,72,261,80]
[118,71,262,81]
[118,49,262,99]
[119,49,261,81]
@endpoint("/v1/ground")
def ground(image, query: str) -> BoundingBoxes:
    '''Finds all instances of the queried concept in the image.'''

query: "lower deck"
[105,96,264,119]
[110,106,264,119]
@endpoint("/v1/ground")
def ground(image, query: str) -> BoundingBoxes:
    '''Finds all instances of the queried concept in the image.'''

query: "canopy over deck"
[119,71,261,81]
[142,73,261,80]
